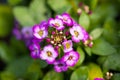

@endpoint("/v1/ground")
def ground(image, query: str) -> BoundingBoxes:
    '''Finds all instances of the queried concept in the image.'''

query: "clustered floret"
[29,13,93,72]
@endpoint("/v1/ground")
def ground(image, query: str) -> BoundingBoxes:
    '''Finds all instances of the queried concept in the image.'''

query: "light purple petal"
[29,43,40,51]
[40,45,58,64]
[33,24,48,39]
[62,51,80,66]
[53,60,68,72]
[48,18,64,30]
[33,25,40,32]
[54,65,62,72]
[54,18,64,30]
[13,28,22,40]
[66,60,75,66]
[46,58,55,64]
[39,20,48,29]
[62,13,73,26]
[70,25,85,42]
[21,27,33,39]
[40,51,48,60]
[48,18,54,27]
[62,40,73,53]
[56,15,63,19]
[29,43,40,59]
[72,36,80,43]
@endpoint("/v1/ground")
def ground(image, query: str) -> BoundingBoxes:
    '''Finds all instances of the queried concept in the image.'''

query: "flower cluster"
[29,13,93,72]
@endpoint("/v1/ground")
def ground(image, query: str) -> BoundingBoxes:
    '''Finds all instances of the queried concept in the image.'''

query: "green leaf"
[97,56,107,65]
[56,6,71,14]
[0,5,13,37]
[6,56,33,78]
[85,47,92,56]
[92,38,116,56]
[26,60,43,80]
[47,0,70,12]
[0,41,15,63]
[90,0,98,10]
[103,53,120,71]
[103,18,118,44]
[111,73,120,80]
[0,71,16,80]
[43,70,64,80]
[13,6,35,26]
[8,0,22,5]
[87,63,103,80]
[39,60,48,68]
[29,0,47,23]
[79,11,90,30]
[90,28,103,40]
[76,47,85,66]
[90,4,117,29]
[10,37,28,55]
[70,66,89,80]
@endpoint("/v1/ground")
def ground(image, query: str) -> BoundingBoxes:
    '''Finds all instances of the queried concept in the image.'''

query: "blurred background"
[0,0,120,80]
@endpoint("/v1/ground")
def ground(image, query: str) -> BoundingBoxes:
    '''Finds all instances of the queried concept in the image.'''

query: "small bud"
[89,41,93,48]
[77,8,82,15]
[78,2,83,7]
[84,5,89,13]
[88,10,92,15]
[51,41,54,44]
[52,31,56,35]
[55,46,59,50]
[46,38,51,43]
[59,31,63,34]
[65,31,69,36]
[58,44,62,47]
[51,35,54,38]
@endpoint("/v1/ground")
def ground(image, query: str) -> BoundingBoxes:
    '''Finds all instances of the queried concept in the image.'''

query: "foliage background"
[0,0,120,80]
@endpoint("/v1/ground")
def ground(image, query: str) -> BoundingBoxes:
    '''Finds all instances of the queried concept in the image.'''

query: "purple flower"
[48,18,64,30]
[32,38,42,43]
[62,51,79,66]
[70,24,84,43]
[21,27,33,39]
[40,45,58,64]
[56,13,73,26]
[53,60,68,72]
[33,24,48,39]
[13,27,22,40]
[39,20,48,29]
[94,78,104,80]
[29,43,40,58]
[62,40,73,53]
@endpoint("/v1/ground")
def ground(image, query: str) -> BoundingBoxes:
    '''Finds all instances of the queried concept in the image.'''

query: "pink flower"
[48,18,64,30]
[62,40,73,53]
[62,51,79,66]
[56,13,73,26]
[70,24,84,43]
[54,60,68,72]
[33,24,48,39]
[40,45,58,64]
[29,43,40,59]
